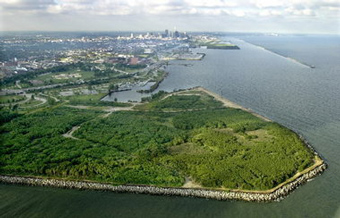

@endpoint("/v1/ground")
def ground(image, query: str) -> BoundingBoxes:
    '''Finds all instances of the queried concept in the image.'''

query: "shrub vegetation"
[0,91,315,190]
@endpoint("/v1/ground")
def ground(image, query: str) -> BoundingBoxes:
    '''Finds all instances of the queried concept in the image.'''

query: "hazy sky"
[0,0,339,34]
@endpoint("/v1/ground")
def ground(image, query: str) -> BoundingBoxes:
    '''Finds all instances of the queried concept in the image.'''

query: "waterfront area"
[0,31,221,109]
[0,85,327,202]
[1,33,339,218]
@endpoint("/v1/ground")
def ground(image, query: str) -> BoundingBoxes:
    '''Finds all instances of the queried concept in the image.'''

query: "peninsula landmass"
[0,87,326,201]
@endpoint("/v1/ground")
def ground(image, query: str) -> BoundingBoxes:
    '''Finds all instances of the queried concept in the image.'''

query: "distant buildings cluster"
[0,29,191,79]
[118,29,189,41]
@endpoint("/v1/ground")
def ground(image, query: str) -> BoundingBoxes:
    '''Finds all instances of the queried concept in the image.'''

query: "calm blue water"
[1,34,340,218]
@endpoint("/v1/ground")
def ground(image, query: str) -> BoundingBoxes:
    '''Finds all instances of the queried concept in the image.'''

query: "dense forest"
[0,91,315,190]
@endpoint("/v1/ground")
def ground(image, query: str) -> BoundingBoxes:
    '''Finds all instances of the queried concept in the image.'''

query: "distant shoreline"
[240,39,315,69]
[0,87,327,202]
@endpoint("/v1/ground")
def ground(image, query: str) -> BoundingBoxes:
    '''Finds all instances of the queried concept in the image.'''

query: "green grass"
[62,93,105,102]
[19,99,44,108]
[138,54,149,58]
[115,63,147,73]
[136,92,223,111]
[0,95,27,104]
[62,93,132,107]
[0,91,315,190]
[204,43,239,49]
[197,40,240,50]
[213,43,237,47]
[37,70,95,85]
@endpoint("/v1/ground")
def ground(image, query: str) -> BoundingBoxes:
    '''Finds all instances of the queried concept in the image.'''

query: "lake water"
[101,81,155,102]
[1,34,340,218]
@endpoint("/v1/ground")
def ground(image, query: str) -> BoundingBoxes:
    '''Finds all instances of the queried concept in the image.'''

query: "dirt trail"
[182,177,202,188]
[62,104,137,140]
[62,126,80,140]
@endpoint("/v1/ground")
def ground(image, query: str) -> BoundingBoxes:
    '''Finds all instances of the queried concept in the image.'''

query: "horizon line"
[0,30,338,36]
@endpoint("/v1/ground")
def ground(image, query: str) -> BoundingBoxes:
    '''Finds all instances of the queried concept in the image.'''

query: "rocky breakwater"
[0,162,327,202]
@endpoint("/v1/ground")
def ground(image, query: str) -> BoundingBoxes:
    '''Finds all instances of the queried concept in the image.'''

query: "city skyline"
[0,0,339,34]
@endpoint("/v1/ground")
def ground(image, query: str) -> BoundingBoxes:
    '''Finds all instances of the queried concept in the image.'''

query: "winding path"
[62,104,138,140]
[62,126,80,140]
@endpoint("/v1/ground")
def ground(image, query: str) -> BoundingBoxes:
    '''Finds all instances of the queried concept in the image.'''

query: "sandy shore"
[192,86,272,121]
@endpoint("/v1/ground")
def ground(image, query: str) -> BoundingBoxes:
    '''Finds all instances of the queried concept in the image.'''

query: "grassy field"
[136,90,223,111]
[0,89,316,190]
[204,43,240,50]
[115,63,147,73]
[0,95,26,104]
[61,93,132,107]
[61,93,105,103]
[37,70,95,85]
[19,99,44,108]
[197,40,240,50]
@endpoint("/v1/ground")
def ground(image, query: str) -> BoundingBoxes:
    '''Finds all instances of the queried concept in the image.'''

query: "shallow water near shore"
[1,34,340,218]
